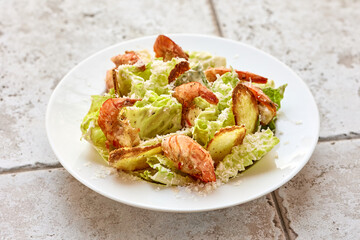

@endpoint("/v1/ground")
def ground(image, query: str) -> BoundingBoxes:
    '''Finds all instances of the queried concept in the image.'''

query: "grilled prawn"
[173,82,219,126]
[162,135,216,182]
[153,35,189,61]
[98,98,141,149]
[105,51,146,90]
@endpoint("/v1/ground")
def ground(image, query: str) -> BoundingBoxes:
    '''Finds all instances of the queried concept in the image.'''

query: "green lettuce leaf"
[262,84,287,110]
[116,65,146,97]
[261,84,287,132]
[215,129,279,182]
[189,51,226,70]
[141,154,194,186]
[143,58,184,96]
[193,96,211,110]
[192,72,238,146]
[116,58,184,98]
[192,105,235,146]
[174,65,209,88]
[80,89,116,161]
[211,71,239,111]
[123,91,182,139]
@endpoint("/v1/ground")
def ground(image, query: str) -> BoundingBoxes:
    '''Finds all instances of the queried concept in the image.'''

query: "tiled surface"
[0,0,218,169]
[213,0,360,137]
[1,0,360,239]
[276,139,360,239]
[0,169,285,239]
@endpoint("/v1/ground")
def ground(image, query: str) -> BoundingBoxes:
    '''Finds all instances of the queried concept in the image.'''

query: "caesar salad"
[80,35,286,186]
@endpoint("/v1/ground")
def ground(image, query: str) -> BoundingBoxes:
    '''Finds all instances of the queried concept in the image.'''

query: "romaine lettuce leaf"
[262,84,287,110]
[260,84,287,132]
[215,129,279,182]
[189,51,226,70]
[123,91,182,139]
[116,65,146,97]
[192,72,238,146]
[192,105,235,146]
[143,58,184,96]
[141,154,194,186]
[116,58,184,98]
[174,65,210,88]
[80,89,116,161]
[211,71,239,111]
[193,96,211,110]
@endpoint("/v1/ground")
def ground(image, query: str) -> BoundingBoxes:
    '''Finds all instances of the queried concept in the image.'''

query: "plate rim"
[45,33,320,212]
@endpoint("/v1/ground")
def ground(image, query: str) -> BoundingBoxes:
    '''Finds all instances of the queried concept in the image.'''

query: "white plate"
[46,34,319,212]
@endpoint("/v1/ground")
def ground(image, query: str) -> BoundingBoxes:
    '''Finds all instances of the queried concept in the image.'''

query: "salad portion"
[81,35,286,186]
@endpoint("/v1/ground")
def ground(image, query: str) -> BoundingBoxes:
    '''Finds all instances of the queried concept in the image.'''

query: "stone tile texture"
[276,139,360,239]
[0,0,218,169]
[213,0,360,137]
[0,169,285,240]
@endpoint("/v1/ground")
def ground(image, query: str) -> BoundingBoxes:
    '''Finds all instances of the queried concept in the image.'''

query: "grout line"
[208,0,223,37]
[0,162,63,175]
[272,191,298,240]
[270,192,291,240]
[318,132,360,143]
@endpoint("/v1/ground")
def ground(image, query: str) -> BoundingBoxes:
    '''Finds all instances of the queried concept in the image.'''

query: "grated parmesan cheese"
[92,165,117,179]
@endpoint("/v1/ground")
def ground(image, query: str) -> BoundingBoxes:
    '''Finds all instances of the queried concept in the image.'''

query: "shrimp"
[204,67,268,84]
[173,82,218,107]
[105,51,146,91]
[173,82,219,127]
[183,105,202,127]
[98,98,141,149]
[111,51,146,70]
[243,82,277,125]
[168,61,190,83]
[153,35,189,61]
[161,135,216,182]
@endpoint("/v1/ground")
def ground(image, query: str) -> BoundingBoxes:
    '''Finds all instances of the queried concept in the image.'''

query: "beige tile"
[213,0,360,137]
[0,0,218,168]
[0,168,285,239]
[276,139,360,239]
